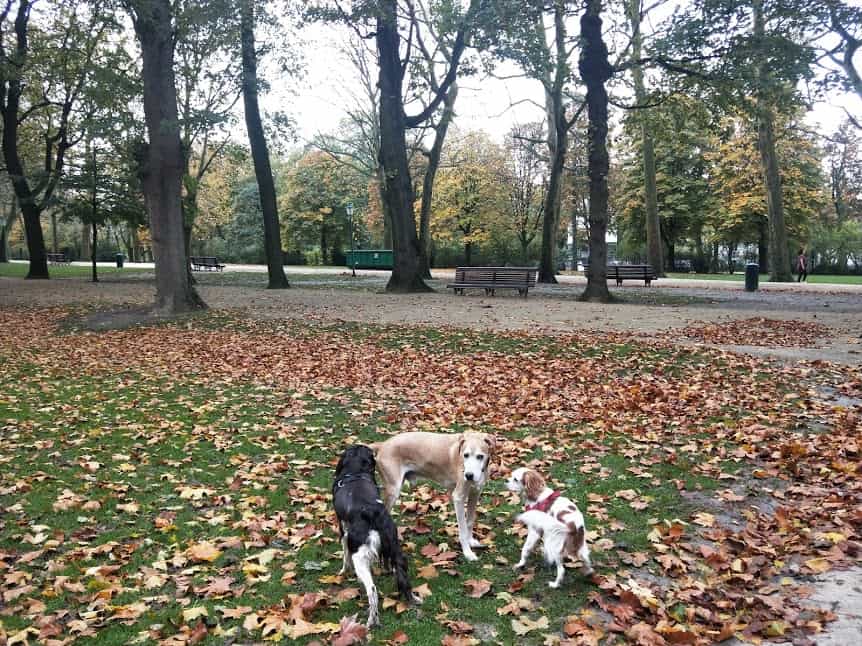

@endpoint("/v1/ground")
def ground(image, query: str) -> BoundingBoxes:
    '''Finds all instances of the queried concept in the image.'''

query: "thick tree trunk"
[578,1,613,302]
[758,218,769,273]
[240,0,288,289]
[627,0,663,277]
[91,221,98,283]
[419,83,458,280]
[81,222,91,260]
[130,0,205,312]
[0,224,7,263]
[752,0,790,282]
[1,1,48,278]
[465,241,472,266]
[538,3,569,284]
[377,0,430,292]
[756,108,791,281]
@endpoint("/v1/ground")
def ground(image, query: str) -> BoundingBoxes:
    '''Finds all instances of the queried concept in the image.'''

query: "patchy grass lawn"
[666,271,862,285]
[0,263,151,280]
[0,307,858,646]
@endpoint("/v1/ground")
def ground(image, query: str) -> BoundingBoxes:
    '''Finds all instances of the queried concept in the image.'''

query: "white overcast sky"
[276,3,862,147]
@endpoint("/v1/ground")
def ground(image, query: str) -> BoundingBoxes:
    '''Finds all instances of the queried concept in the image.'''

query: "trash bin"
[115,253,124,269]
[745,262,758,291]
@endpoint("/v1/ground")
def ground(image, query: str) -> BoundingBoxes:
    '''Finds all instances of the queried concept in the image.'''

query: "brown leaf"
[464,578,492,598]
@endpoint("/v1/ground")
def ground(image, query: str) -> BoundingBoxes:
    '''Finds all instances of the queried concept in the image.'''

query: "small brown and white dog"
[370,432,497,561]
[507,466,593,588]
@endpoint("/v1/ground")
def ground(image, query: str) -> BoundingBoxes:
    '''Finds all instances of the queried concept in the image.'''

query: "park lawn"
[667,271,862,284]
[0,262,151,280]
[0,308,858,645]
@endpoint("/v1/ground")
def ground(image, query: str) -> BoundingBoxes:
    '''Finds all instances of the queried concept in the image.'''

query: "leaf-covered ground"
[0,306,859,646]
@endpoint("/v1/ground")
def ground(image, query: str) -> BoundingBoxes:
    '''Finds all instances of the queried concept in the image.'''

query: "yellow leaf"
[512,616,549,636]
[187,541,222,563]
[182,606,208,622]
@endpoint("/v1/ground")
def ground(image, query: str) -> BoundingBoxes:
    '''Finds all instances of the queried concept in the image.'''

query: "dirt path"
[2,272,861,364]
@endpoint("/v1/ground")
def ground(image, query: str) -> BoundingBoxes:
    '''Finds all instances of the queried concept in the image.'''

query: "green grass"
[667,271,862,284]
[0,261,150,279]
[0,312,789,645]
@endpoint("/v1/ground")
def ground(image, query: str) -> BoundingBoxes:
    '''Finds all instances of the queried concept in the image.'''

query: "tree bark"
[538,2,569,284]
[758,218,769,273]
[240,0,289,289]
[1,1,49,278]
[578,0,613,302]
[377,0,431,292]
[627,0,663,276]
[0,197,15,263]
[752,0,791,282]
[129,0,205,312]
[418,83,458,279]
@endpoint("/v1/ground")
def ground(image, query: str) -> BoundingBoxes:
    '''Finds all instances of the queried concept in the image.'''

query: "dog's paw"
[463,549,479,562]
[411,592,424,605]
[548,581,561,589]
[469,538,484,549]
[513,561,525,571]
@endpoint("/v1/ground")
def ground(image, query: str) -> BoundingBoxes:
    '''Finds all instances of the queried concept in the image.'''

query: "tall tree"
[503,123,546,264]
[625,0,663,275]
[487,0,583,283]
[125,0,206,312]
[174,0,243,259]
[239,0,289,289]
[578,0,613,301]
[0,0,108,279]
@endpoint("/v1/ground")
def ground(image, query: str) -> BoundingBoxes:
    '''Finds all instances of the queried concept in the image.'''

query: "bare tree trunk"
[240,0,288,289]
[758,218,769,273]
[418,83,458,280]
[91,221,98,283]
[128,0,206,312]
[578,0,613,302]
[538,2,569,284]
[81,221,91,260]
[627,0,663,277]
[377,0,431,292]
[753,0,790,282]
[0,197,14,263]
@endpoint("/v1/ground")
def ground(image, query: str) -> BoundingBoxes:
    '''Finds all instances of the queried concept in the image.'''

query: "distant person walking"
[796,249,808,282]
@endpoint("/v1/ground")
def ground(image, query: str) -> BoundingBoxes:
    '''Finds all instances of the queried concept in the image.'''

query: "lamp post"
[346,202,355,277]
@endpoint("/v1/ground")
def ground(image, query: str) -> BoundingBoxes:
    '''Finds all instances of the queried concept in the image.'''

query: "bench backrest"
[454,267,537,286]
[190,256,220,265]
[583,264,655,278]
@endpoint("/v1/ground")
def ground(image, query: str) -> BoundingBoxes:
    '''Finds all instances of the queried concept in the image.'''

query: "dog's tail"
[517,510,578,564]
[361,504,416,603]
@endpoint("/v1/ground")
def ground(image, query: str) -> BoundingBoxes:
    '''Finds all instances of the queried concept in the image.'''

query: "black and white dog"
[332,445,420,626]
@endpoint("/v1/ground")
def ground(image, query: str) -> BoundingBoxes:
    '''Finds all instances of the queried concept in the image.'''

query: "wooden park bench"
[189,256,225,272]
[447,266,538,298]
[583,263,657,286]
[46,252,70,265]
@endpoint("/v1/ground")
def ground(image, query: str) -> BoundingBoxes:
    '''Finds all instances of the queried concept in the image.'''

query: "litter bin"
[115,253,124,269]
[745,262,758,291]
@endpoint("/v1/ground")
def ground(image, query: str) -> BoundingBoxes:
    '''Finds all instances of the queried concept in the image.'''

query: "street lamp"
[346,202,355,277]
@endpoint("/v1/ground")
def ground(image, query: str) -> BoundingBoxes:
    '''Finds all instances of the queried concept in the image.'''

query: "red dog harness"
[525,490,560,513]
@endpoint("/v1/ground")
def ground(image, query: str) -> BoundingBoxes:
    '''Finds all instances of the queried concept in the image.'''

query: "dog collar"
[525,490,560,513]
[335,473,375,488]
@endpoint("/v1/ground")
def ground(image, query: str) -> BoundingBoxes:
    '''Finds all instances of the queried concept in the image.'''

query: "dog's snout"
[465,472,474,481]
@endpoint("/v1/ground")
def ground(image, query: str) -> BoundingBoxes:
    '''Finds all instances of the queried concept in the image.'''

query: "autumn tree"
[0,0,113,279]
[280,150,367,263]
[313,0,484,292]
[239,0,289,288]
[486,0,585,284]
[431,130,506,265]
[124,0,205,312]
[578,0,613,301]
[502,123,546,264]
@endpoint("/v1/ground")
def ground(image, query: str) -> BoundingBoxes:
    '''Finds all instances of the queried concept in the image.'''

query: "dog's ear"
[522,469,545,500]
[483,434,498,456]
[457,434,465,454]
[335,451,347,477]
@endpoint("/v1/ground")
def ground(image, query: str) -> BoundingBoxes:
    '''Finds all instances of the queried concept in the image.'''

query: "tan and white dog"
[370,432,497,561]
[507,466,593,588]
